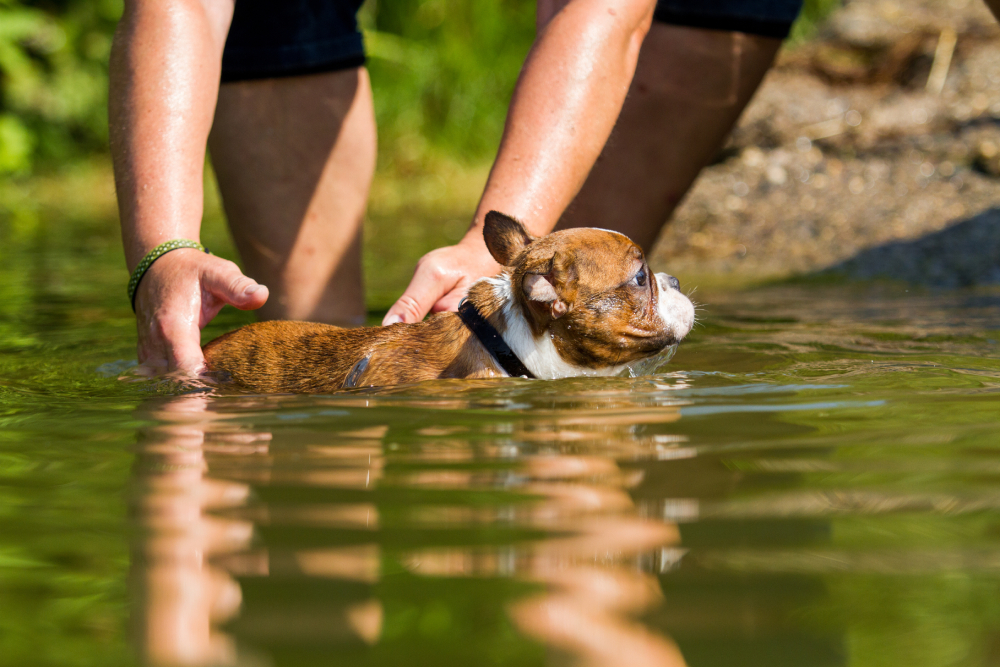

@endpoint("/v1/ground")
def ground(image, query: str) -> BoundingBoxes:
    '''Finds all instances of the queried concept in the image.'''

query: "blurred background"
[0,0,997,312]
[0,0,855,312]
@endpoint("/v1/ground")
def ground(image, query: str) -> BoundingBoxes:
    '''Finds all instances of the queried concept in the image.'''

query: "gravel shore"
[651,0,1000,287]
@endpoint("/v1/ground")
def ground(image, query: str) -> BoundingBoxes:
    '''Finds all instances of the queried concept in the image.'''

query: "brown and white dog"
[203,211,695,392]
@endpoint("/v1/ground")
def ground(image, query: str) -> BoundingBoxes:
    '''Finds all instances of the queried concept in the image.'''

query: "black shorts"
[220,0,804,83]
[221,0,366,82]
[655,0,804,39]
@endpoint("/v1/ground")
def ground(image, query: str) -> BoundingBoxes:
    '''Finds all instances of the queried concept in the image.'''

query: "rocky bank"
[650,0,1000,287]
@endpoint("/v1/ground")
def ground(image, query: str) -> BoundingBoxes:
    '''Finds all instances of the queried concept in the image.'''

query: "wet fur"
[204,212,695,393]
[203,312,497,393]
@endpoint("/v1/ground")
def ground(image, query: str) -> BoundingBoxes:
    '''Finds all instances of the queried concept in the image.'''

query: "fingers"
[383,259,458,325]
[383,243,501,325]
[135,304,206,375]
[430,286,468,314]
[200,258,269,312]
[134,272,205,375]
[162,316,209,373]
[134,250,267,376]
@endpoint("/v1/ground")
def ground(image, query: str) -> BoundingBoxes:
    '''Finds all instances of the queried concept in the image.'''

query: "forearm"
[463,0,656,244]
[109,0,233,271]
[384,0,656,324]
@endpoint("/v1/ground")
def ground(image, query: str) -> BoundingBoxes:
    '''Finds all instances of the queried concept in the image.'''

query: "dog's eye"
[634,269,647,287]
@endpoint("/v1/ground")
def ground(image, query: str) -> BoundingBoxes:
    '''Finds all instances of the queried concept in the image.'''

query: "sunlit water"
[3,274,1000,666]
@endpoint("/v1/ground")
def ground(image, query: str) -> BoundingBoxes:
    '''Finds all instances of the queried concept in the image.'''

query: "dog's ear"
[522,253,577,320]
[483,211,535,266]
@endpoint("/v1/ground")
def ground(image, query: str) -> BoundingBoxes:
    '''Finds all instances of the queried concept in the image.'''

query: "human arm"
[109,0,267,374]
[383,0,656,325]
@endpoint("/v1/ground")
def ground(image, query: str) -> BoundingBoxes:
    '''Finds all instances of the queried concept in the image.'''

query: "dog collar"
[458,300,536,379]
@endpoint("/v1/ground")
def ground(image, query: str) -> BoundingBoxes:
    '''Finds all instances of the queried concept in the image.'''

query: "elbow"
[619,0,657,57]
[542,0,656,42]
[628,0,658,41]
[117,0,235,50]
[572,0,657,60]
[589,0,657,39]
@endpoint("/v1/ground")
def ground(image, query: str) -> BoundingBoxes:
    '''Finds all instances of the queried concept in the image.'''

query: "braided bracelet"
[127,239,210,312]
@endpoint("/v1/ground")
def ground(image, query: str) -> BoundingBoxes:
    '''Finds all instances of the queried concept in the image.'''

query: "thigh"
[558,21,784,249]
[209,0,374,324]
[208,67,376,324]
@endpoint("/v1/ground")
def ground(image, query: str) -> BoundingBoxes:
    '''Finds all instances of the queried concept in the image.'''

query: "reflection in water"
[132,395,387,665]
[131,395,255,665]
[124,286,1000,667]
[400,451,683,667]
[130,386,695,666]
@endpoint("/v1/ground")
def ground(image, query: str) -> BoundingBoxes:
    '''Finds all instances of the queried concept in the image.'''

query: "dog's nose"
[655,272,682,293]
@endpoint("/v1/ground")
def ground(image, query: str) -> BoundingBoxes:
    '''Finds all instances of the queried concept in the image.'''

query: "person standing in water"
[111,0,829,374]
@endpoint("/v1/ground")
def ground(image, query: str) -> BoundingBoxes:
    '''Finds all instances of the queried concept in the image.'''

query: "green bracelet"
[127,239,210,312]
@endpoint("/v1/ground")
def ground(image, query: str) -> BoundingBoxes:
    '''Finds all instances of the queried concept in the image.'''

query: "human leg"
[208,67,376,324]
[555,22,782,250]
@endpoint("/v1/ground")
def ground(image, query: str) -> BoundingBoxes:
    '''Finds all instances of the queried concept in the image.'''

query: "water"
[3,228,1000,667]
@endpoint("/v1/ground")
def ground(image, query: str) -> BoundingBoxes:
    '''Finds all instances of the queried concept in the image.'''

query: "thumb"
[200,258,269,311]
[430,285,469,315]
[383,262,455,325]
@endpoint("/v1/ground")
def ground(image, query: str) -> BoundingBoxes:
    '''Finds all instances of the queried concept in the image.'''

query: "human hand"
[382,238,502,325]
[133,249,269,375]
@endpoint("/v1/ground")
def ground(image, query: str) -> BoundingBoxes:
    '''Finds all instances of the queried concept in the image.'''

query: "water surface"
[2,266,999,666]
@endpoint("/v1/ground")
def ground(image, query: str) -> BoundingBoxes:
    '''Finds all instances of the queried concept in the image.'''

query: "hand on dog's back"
[382,241,501,326]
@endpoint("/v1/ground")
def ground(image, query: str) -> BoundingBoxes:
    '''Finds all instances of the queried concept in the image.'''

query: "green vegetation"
[0,0,538,175]
[0,0,841,176]
[0,0,120,173]
[0,0,844,309]
[788,0,842,44]
[361,0,535,168]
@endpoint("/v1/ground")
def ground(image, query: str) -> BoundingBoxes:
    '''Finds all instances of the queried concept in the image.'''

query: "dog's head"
[482,211,695,372]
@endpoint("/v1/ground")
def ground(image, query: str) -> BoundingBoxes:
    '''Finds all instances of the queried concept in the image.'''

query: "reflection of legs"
[132,396,257,666]
[509,455,684,667]
[557,24,782,250]
[208,67,376,325]
[133,396,385,664]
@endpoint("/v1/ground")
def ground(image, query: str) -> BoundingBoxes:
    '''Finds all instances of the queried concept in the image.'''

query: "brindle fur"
[204,308,493,393]
[499,221,671,369]
[203,211,687,392]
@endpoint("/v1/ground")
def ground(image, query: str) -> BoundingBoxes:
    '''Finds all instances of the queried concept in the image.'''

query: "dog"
[203,211,695,392]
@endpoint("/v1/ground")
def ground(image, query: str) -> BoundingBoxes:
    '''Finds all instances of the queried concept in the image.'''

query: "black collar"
[458,300,536,379]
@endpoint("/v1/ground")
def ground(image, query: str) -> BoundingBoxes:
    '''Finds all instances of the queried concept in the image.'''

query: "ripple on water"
[3,285,1000,666]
